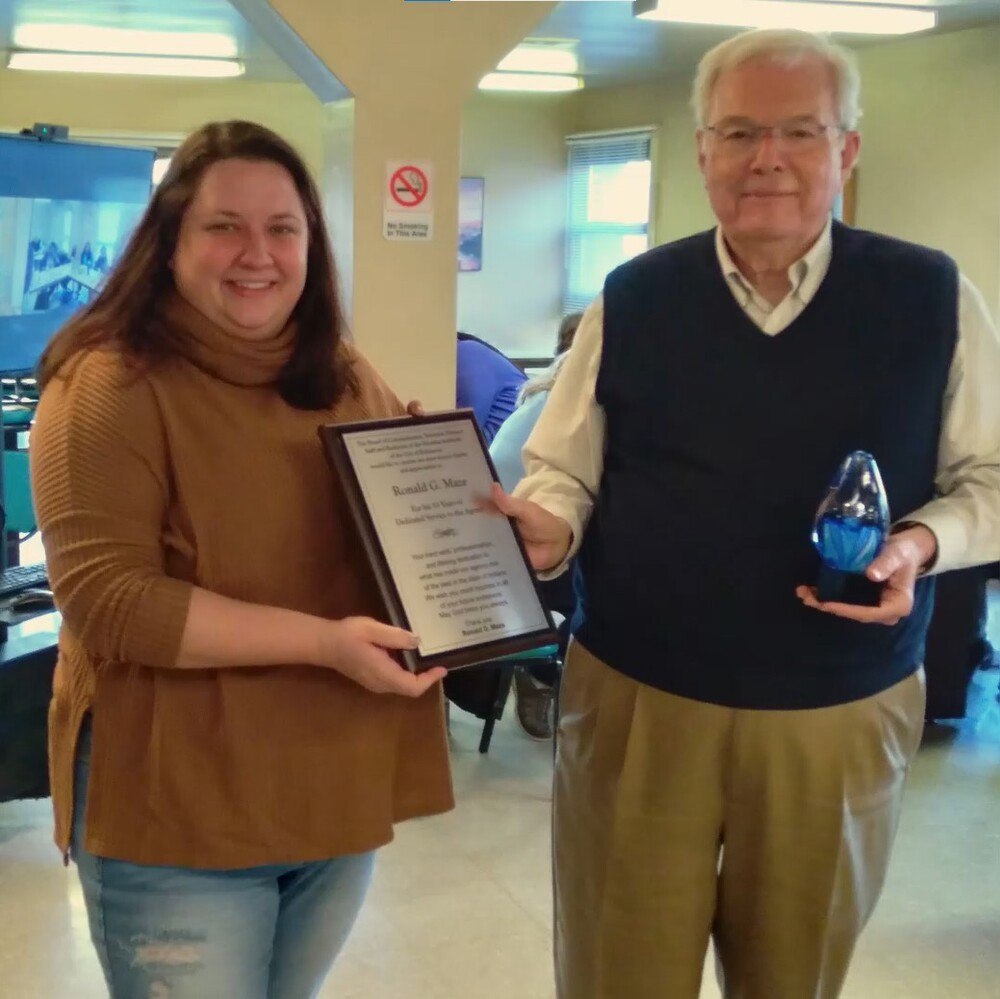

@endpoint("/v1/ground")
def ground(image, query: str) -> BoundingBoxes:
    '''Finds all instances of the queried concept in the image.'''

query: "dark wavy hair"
[37,120,354,409]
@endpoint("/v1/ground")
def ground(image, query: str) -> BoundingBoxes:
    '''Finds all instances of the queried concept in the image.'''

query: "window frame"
[563,127,655,315]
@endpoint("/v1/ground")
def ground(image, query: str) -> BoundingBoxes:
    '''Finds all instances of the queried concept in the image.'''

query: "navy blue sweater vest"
[573,222,958,709]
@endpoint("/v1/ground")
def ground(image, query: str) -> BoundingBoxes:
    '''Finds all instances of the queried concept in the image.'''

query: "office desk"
[0,611,59,803]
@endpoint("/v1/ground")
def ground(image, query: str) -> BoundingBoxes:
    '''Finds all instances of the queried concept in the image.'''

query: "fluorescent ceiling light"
[13,23,238,58]
[634,0,936,35]
[8,52,244,78]
[498,45,578,75]
[479,72,582,93]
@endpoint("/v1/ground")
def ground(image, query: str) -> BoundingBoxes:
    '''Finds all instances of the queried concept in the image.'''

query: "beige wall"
[0,70,326,177]
[0,66,571,371]
[271,0,556,407]
[2,16,993,376]
[856,26,1000,317]
[320,100,356,321]
[565,25,1000,318]
[458,93,568,358]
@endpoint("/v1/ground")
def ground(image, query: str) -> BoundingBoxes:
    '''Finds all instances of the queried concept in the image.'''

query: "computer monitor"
[0,135,155,375]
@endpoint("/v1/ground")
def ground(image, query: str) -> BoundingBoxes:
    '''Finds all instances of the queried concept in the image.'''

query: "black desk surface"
[0,611,60,802]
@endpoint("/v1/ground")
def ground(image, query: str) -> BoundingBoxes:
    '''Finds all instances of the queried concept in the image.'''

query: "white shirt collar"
[716,219,833,309]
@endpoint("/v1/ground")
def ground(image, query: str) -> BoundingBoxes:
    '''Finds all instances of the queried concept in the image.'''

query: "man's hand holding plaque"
[476,483,573,574]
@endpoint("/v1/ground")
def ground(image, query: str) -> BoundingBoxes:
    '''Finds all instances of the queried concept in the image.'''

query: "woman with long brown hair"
[31,120,452,998]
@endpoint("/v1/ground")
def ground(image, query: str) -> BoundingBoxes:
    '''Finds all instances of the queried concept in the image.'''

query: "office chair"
[454,642,562,754]
[479,645,562,753]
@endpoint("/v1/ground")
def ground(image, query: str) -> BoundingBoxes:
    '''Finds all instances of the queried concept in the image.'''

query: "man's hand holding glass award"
[796,450,937,626]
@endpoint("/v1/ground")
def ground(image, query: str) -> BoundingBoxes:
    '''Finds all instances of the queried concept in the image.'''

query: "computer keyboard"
[0,563,49,599]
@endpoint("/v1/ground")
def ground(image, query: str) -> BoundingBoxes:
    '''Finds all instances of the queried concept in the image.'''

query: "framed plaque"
[319,410,558,672]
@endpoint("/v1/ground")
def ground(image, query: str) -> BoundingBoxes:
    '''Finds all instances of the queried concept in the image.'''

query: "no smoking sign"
[390,165,428,208]
[384,160,434,242]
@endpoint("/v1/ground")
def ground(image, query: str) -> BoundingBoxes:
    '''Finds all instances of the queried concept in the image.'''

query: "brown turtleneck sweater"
[30,298,454,868]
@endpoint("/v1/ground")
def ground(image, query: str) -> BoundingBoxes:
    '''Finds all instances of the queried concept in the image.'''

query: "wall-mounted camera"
[19,123,69,142]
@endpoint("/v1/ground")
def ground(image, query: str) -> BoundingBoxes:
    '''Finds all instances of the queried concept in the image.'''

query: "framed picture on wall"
[458,177,485,272]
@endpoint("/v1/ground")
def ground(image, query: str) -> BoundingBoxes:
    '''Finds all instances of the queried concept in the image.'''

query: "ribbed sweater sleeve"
[30,350,192,667]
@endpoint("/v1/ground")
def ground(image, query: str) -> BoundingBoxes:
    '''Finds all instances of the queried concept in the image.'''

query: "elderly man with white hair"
[486,27,1000,999]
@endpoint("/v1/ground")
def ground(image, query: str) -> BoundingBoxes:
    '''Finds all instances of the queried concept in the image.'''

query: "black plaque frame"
[320,410,557,672]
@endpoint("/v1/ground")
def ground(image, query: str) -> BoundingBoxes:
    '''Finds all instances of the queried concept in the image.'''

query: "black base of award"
[816,564,882,607]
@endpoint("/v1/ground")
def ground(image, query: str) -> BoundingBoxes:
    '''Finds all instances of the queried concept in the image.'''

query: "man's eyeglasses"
[705,117,845,155]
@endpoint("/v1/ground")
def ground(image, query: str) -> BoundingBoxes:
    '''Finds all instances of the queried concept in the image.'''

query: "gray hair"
[519,351,570,404]
[691,29,862,130]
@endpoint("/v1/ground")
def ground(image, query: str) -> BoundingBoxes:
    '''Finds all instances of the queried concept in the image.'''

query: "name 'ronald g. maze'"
[392,478,467,497]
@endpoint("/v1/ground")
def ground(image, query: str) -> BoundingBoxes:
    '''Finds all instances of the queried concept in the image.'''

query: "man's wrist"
[539,531,574,575]
[890,521,939,572]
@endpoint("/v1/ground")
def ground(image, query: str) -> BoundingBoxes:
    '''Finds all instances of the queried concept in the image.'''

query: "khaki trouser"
[553,641,925,999]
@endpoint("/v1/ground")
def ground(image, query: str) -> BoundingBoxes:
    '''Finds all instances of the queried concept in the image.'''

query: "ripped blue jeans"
[70,720,374,999]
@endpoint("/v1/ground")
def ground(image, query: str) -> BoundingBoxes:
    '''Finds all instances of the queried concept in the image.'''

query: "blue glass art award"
[811,450,889,606]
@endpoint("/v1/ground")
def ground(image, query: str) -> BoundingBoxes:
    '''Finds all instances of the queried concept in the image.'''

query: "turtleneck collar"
[160,292,296,388]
